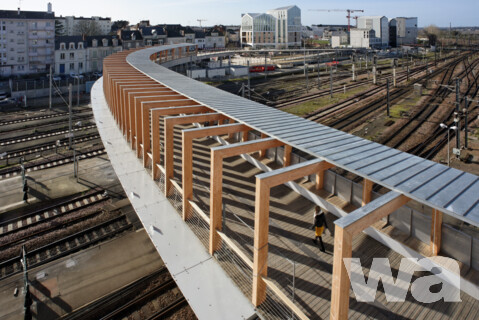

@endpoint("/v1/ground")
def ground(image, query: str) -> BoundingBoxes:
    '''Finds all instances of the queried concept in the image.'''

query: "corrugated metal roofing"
[126,45,479,227]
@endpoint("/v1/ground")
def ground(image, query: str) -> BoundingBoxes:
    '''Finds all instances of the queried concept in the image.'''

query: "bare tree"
[423,24,440,46]
[75,20,101,36]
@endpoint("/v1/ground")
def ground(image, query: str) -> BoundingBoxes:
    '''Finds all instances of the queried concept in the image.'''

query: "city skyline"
[2,0,478,28]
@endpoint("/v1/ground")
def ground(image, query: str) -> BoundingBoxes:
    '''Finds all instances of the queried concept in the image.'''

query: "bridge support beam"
[431,209,443,256]
[164,113,229,195]
[129,94,185,149]
[149,105,208,180]
[209,138,285,256]
[182,123,249,220]
[330,192,410,320]
[362,179,373,206]
[252,159,325,306]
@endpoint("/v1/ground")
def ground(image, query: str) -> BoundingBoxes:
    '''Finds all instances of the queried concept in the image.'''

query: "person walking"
[311,206,327,252]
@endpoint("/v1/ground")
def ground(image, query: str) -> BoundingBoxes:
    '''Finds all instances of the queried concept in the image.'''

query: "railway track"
[272,64,430,109]
[305,53,471,130]
[63,267,191,320]
[0,146,105,179]
[1,133,100,160]
[0,108,89,127]
[0,190,108,236]
[381,56,474,150]
[0,124,96,146]
[0,213,131,280]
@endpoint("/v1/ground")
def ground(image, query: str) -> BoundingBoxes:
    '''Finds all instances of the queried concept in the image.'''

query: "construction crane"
[309,9,364,32]
[197,19,207,27]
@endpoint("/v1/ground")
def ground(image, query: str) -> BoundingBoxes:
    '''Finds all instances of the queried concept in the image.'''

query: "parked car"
[47,74,61,81]
[93,72,102,78]
[70,72,84,79]
[0,91,8,99]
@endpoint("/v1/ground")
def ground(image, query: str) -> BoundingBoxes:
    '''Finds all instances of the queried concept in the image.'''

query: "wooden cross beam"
[209,138,285,256]
[129,94,185,148]
[431,209,443,256]
[330,191,410,320]
[164,113,229,195]
[251,159,324,306]
[182,123,249,220]
[149,105,209,180]
[116,84,164,125]
[362,179,374,206]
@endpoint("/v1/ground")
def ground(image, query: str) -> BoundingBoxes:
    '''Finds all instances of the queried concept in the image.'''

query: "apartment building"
[55,35,122,74]
[0,4,55,77]
[241,5,301,49]
[56,15,112,36]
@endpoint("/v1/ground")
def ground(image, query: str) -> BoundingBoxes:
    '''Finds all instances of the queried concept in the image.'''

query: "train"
[249,65,276,73]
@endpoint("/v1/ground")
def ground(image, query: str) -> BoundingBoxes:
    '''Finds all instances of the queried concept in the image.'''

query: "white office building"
[350,28,382,48]
[357,16,389,47]
[267,5,302,48]
[241,5,301,49]
[389,17,418,47]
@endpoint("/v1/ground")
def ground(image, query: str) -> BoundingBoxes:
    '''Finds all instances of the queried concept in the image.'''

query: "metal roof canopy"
[126,46,479,227]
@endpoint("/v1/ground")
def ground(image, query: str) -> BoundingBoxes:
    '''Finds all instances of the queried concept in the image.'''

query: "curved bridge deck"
[92,44,479,320]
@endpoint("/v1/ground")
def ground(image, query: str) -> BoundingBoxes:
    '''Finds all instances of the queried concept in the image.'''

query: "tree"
[110,20,129,33]
[55,20,65,36]
[75,20,101,36]
[423,24,440,46]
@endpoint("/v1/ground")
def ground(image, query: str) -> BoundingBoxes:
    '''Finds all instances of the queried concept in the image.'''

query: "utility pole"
[77,77,80,106]
[455,78,460,148]
[68,84,72,149]
[305,63,309,92]
[22,245,32,320]
[21,157,28,202]
[386,78,390,117]
[317,55,321,90]
[247,60,251,100]
[330,65,333,98]
[264,53,267,79]
[352,62,356,81]
[464,97,469,149]
[49,65,52,110]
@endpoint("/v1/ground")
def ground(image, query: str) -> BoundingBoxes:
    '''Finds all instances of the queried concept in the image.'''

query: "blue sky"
[4,0,479,27]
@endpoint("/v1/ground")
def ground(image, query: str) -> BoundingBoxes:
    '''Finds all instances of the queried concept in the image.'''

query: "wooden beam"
[362,179,373,206]
[283,145,292,167]
[242,130,249,142]
[164,113,228,195]
[336,191,411,237]
[251,159,324,306]
[259,132,268,158]
[431,209,443,256]
[209,138,284,255]
[130,95,185,148]
[182,124,249,220]
[132,93,181,156]
[316,161,335,190]
[252,177,270,306]
[330,225,353,320]
[150,105,209,180]
[227,120,236,139]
